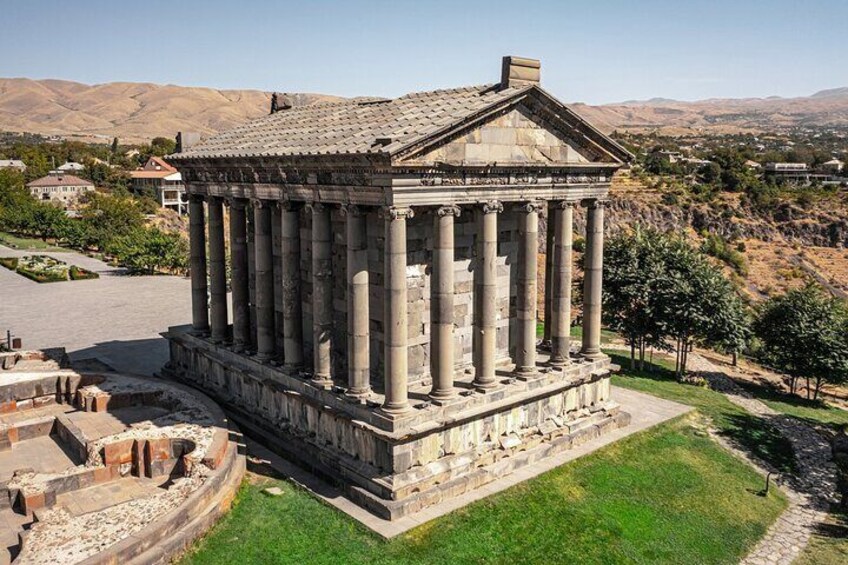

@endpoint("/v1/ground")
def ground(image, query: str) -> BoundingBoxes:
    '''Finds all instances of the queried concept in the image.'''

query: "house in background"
[57,161,85,173]
[129,156,187,214]
[26,173,94,206]
[821,158,844,174]
[0,160,27,173]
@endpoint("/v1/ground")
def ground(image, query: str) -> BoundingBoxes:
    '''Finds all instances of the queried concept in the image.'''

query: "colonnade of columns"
[188,194,606,416]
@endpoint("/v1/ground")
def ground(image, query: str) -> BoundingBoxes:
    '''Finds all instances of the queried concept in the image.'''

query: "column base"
[311,375,334,390]
[513,367,539,381]
[345,388,371,401]
[379,403,412,417]
[473,380,501,393]
[428,389,458,405]
[581,349,604,360]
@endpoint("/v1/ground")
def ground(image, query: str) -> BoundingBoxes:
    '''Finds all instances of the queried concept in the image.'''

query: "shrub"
[14,254,69,283]
[0,257,18,270]
[69,265,99,280]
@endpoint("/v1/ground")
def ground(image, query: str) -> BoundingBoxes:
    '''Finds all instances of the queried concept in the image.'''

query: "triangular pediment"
[393,88,632,166]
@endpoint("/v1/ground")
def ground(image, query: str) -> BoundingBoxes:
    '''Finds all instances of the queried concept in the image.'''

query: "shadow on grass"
[735,380,848,429]
[608,352,798,474]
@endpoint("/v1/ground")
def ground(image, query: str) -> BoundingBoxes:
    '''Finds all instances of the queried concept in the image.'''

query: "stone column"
[430,205,460,401]
[272,203,284,361]
[515,202,539,375]
[229,198,250,352]
[582,199,605,358]
[280,202,304,370]
[344,205,370,397]
[543,201,555,346]
[188,194,209,334]
[310,203,334,386]
[247,205,257,348]
[550,202,574,365]
[473,201,502,389]
[253,201,275,362]
[383,206,413,414]
[207,196,228,343]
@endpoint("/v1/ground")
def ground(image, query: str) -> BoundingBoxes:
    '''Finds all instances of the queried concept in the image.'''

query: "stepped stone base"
[164,326,630,520]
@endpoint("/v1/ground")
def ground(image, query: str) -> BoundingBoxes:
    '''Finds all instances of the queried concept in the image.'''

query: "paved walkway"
[246,386,693,538]
[0,245,195,375]
[687,352,839,565]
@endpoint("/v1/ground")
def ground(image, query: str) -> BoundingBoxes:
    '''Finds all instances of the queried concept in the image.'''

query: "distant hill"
[574,87,848,135]
[0,78,342,143]
[1,78,847,141]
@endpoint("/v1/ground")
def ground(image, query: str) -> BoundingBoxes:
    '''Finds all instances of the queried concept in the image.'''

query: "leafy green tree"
[82,192,144,250]
[754,285,848,399]
[603,227,668,369]
[109,227,188,274]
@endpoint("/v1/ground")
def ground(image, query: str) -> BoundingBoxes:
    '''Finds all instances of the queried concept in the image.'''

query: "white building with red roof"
[130,156,186,214]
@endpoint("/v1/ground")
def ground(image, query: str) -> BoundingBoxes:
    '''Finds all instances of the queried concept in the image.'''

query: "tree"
[603,227,750,376]
[754,285,848,399]
[109,227,188,275]
[81,192,144,250]
[603,227,668,369]
[111,137,119,154]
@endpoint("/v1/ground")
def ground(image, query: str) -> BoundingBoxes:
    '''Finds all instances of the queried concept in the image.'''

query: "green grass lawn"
[608,352,798,474]
[0,231,63,251]
[535,321,617,344]
[181,415,786,565]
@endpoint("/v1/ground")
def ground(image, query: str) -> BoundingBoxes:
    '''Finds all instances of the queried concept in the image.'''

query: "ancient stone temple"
[164,56,633,519]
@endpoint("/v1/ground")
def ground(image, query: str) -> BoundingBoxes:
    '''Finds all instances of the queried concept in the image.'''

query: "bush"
[0,257,18,270]
[701,233,748,276]
[16,265,68,283]
[69,265,99,280]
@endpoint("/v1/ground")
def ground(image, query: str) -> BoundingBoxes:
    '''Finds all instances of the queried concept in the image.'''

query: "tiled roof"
[26,174,94,188]
[171,84,529,160]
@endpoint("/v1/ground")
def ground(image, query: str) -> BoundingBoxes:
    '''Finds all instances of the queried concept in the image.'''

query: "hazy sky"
[2,0,845,104]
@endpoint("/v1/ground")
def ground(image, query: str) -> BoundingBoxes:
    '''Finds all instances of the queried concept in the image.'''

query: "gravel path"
[687,352,838,565]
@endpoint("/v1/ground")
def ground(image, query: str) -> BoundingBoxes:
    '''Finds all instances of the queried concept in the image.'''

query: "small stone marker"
[263,486,284,497]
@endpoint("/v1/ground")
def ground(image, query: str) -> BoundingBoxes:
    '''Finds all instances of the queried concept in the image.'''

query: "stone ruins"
[164,56,633,519]
[0,349,243,564]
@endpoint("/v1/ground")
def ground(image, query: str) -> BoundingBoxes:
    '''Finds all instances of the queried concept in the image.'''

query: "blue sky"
[1,0,845,104]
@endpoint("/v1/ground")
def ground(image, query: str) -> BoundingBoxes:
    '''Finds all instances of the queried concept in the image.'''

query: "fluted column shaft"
[188,194,209,333]
[515,202,539,374]
[229,199,250,352]
[430,205,460,401]
[311,203,334,385]
[551,202,574,365]
[280,203,304,370]
[383,207,413,413]
[582,200,605,358]
[254,201,275,361]
[345,206,370,396]
[207,196,228,343]
[473,201,502,389]
[272,204,284,360]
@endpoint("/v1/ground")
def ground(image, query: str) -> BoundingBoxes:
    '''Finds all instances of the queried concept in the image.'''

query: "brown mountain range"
[1,78,847,142]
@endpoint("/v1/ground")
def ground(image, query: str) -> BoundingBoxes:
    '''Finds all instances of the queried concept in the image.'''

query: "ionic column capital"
[436,205,461,218]
[279,200,301,212]
[380,206,414,221]
[517,201,543,214]
[340,204,368,217]
[554,200,576,210]
[583,198,608,210]
[305,201,332,214]
[252,199,272,209]
[481,200,503,214]
[228,197,248,210]
[188,193,206,204]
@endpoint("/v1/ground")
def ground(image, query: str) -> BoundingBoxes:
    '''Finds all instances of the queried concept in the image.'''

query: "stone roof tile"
[172,84,528,160]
